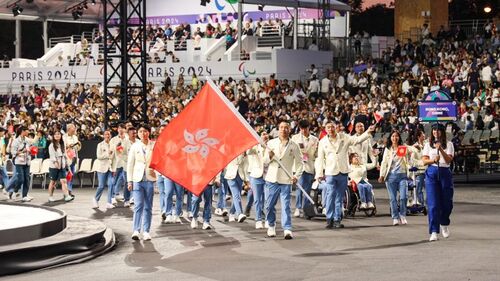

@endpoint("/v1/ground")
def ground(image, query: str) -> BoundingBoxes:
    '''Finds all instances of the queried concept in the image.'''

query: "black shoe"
[161,212,167,222]
[326,220,334,229]
[333,221,344,229]
[8,192,13,200]
[244,206,251,217]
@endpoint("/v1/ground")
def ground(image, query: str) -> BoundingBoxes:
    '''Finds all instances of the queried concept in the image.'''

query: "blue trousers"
[227,174,243,216]
[249,176,265,221]
[357,182,373,203]
[425,166,454,234]
[14,164,30,198]
[245,188,254,211]
[157,176,166,214]
[95,171,113,203]
[191,184,213,223]
[264,181,292,230]
[217,174,229,209]
[385,172,408,219]
[415,174,425,204]
[112,167,125,196]
[132,181,154,233]
[296,172,314,209]
[164,177,184,216]
[324,174,348,221]
[0,165,10,189]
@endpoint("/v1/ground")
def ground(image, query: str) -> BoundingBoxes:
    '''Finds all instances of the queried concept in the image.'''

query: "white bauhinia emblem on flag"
[182,129,219,158]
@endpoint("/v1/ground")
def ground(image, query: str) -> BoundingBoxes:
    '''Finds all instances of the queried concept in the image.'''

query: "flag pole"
[205,76,315,205]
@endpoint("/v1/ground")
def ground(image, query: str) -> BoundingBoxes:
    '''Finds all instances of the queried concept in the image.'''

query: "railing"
[449,19,489,39]
[260,25,281,37]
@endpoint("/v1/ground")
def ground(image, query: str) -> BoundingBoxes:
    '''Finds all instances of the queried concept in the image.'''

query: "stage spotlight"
[91,0,96,5]
[12,5,23,16]
[484,6,492,13]
[258,5,265,11]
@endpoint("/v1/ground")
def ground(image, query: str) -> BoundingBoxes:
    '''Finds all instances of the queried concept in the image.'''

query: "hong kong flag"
[150,79,261,196]
[373,112,383,124]
[396,145,407,157]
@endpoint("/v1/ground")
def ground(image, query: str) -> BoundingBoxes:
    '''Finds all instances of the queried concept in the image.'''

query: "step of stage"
[0,215,115,276]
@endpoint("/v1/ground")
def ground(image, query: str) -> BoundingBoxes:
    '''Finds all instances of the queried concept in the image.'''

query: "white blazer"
[349,162,377,184]
[246,144,266,178]
[291,133,318,174]
[264,137,304,185]
[127,140,157,183]
[379,145,418,180]
[95,141,114,173]
[315,131,372,178]
[224,154,248,181]
[110,134,128,170]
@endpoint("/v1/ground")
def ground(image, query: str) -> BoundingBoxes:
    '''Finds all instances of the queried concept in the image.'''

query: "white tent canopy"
[239,0,351,12]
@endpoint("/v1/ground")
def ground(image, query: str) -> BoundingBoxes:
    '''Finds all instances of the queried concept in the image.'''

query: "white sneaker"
[293,208,301,217]
[367,202,375,209]
[255,221,264,229]
[441,225,450,238]
[48,196,56,202]
[264,221,270,228]
[142,232,151,241]
[191,218,198,229]
[106,203,115,209]
[111,198,118,205]
[64,195,74,202]
[92,198,99,209]
[131,231,140,240]
[214,208,223,216]
[188,212,193,219]
[360,202,368,210]
[130,198,134,204]
[284,229,293,240]
[392,219,399,226]
[115,195,124,201]
[237,214,247,223]
[321,208,327,215]
[26,195,34,200]
[173,215,181,223]
[202,222,212,230]
[267,226,276,237]
[0,184,3,189]
[228,214,236,222]
[400,216,408,225]
[429,232,438,242]
[22,196,32,202]
[124,201,130,207]
[165,214,173,223]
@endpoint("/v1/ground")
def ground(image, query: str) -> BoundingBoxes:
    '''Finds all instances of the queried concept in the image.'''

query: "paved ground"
[1,183,500,281]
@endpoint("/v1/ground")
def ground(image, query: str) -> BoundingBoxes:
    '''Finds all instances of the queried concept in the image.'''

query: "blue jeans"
[112,167,125,197]
[186,191,192,213]
[385,172,408,219]
[227,174,243,216]
[164,177,184,216]
[191,185,213,223]
[425,166,454,234]
[249,176,265,221]
[95,171,113,203]
[245,188,254,211]
[416,173,425,205]
[296,172,314,209]
[5,165,16,192]
[324,174,348,221]
[264,181,292,230]
[14,164,30,198]
[132,181,154,233]
[357,182,373,203]
[157,176,166,214]
[67,162,76,191]
[217,174,229,209]
[0,165,10,188]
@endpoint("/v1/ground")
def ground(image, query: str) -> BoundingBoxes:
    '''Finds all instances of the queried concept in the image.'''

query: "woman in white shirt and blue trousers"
[422,123,454,242]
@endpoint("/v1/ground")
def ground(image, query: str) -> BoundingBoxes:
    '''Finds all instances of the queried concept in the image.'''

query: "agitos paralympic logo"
[239,62,256,78]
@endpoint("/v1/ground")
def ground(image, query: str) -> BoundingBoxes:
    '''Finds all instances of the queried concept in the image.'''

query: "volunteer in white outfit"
[123,126,138,206]
[349,122,377,165]
[63,124,81,197]
[47,130,73,202]
[246,131,269,229]
[224,154,248,222]
[291,119,318,217]
[316,121,374,229]
[264,121,304,239]
[127,125,157,241]
[93,130,115,209]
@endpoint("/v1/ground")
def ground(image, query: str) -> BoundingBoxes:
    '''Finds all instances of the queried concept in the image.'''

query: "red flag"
[396,145,407,157]
[66,169,73,182]
[373,112,383,123]
[347,120,354,134]
[150,80,260,196]
[319,129,327,140]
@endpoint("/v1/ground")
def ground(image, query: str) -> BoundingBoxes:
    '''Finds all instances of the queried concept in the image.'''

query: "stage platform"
[0,202,115,276]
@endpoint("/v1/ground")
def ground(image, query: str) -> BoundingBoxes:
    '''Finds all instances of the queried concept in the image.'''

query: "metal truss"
[103,0,147,128]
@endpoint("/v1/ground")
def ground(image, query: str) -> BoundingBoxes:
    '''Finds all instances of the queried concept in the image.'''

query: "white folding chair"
[29,158,43,191]
[91,160,100,189]
[40,159,51,189]
[78,158,94,188]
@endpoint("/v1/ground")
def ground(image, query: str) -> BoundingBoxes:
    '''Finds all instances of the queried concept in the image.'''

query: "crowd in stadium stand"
[0,22,499,175]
